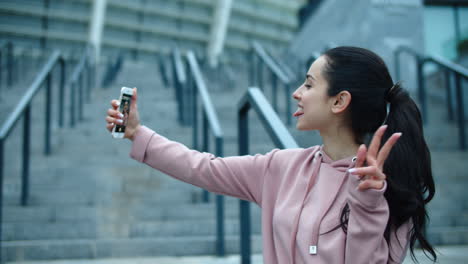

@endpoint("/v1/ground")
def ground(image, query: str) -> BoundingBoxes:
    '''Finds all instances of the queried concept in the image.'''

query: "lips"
[293,106,304,117]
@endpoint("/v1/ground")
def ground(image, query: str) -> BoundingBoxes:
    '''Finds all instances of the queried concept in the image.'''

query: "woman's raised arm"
[105,88,279,205]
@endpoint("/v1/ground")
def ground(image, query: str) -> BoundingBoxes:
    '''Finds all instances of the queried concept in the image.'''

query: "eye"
[305,84,312,89]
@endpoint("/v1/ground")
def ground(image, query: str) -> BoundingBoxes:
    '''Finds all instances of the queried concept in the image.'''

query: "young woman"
[105,47,436,263]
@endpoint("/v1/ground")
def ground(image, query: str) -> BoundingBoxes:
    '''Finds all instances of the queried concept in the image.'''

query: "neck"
[319,124,360,161]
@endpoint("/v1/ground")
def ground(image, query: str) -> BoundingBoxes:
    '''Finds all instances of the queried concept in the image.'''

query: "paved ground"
[7,245,468,264]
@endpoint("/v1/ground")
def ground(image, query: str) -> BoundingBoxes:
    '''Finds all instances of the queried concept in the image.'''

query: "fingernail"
[396,132,402,137]
[348,168,357,174]
[116,119,123,124]
[119,113,124,118]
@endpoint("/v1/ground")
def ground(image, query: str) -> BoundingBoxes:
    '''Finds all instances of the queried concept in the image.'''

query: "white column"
[207,0,233,68]
[89,0,107,62]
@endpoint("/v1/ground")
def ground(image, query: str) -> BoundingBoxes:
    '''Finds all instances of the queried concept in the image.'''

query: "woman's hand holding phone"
[106,87,141,140]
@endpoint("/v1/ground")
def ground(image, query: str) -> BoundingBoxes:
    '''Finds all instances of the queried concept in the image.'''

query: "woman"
[105,47,436,263]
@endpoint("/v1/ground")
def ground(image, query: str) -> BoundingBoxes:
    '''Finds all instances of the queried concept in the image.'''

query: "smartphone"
[112,87,134,139]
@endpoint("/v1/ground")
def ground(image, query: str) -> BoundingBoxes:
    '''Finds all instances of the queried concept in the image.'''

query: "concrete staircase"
[421,80,468,245]
[1,58,269,261]
[2,47,468,262]
[0,0,303,62]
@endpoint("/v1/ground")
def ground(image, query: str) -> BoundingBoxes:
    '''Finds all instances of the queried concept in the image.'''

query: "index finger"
[111,100,120,110]
[367,125,387,159]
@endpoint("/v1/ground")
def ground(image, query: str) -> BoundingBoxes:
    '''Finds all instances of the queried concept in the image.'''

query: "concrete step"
[129,201,260,221]
[427,226,468,245]
[428,210,468,227]
[4,198,259,224]
[130,218,261,238]
[3,188,101,206]
[3,221,97,241]
[5,246,468,264]
[2,235,263,261]
[4,205,97,223]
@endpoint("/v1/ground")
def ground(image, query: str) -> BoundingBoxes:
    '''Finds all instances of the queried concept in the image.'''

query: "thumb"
[131,87,138,110]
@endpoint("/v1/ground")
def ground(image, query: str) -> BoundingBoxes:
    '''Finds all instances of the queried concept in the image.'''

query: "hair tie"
[385,82,400,103]
[382,83,397,125]
[381,102,391,126]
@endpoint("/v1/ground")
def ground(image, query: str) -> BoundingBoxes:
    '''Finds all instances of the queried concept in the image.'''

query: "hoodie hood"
[318,145,357,172]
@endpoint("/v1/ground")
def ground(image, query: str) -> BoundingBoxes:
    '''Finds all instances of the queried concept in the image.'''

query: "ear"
[331,91,352,114]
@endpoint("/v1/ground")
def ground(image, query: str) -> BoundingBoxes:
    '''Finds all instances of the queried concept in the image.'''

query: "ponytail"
[321,46,437,263]
[382,82,437,263]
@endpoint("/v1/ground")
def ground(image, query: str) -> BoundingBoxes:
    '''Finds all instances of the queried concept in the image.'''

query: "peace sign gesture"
[348,125,402,191]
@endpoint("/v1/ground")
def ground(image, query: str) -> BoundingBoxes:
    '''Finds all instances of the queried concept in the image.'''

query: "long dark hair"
[319,46,436,263]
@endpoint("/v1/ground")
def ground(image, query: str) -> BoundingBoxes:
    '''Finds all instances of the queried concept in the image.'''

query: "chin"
[296,123,306,131]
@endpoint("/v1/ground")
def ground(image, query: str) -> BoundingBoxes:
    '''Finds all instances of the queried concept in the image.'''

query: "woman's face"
[292,56,335,131]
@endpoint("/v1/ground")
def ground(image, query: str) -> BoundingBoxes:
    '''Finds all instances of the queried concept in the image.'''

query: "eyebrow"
[306,74,316,81]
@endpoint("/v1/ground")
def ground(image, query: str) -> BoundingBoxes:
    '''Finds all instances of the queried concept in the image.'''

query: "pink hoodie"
[130,126,412,263]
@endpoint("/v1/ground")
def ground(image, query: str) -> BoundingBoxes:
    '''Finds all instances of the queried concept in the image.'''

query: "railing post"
[172,54,180,124]
[45,73,52,155]
[87,57,92,102]
[70,82,76,128]
[183,71,191,126]
[79,72,84,121]
[22,105,31,206]
[192,74,198,150]
[7,42,13,88]
[417,57,427,124]
[445,70,454,121]
[215,136,225,257]
[0,50,3,98]
[455,73,466,150]
[0,138,4,263]
[202,112,210,203]
[249,49,255,86]
[238,104,251,264]
[271,73,278,113]
[59,59,66,127]
[258,60,263,91]
[177,75,184,125]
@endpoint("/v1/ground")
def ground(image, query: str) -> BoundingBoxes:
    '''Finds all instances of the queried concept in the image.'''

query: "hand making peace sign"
[348,125,402,191]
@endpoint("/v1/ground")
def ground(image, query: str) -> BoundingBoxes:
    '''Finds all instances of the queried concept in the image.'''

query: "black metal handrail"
[394,46,426,120]
[157,53,171,88]
[395,45,468,150]
[250,41,293,126]
[267,50,297,84]
[101,53,124,88]
[0,46,94,261]
[0,50,65,263]
[0,42,14,97]
[237,87,299,264]
[172,48,188,126]
[185,51,226,256]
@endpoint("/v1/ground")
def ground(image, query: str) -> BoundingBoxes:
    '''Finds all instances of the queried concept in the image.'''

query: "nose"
[292,87,301,101]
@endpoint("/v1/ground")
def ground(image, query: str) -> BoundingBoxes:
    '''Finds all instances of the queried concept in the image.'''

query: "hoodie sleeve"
[344,174,411,263]
[129,126,279,205]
